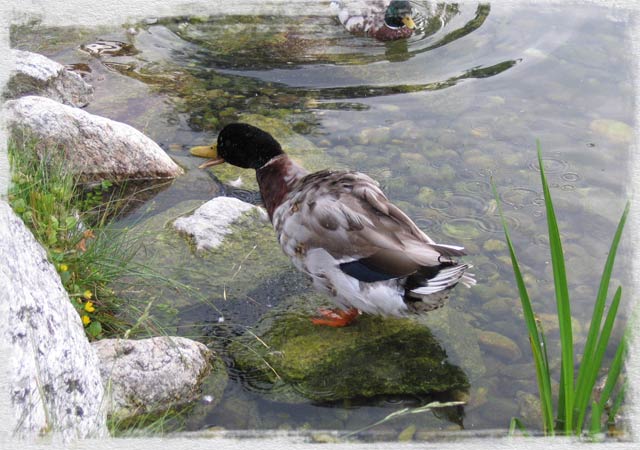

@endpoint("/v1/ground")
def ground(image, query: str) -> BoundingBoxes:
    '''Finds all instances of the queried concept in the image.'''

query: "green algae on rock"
[229,294,469,403]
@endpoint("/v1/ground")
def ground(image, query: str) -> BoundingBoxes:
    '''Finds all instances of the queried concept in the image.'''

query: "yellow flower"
[84,301,96,313]
[81,315,91,325]
[59,264,68,272]
[83,290,93,300]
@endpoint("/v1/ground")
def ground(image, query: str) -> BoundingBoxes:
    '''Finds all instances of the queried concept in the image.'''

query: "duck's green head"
[385,1,416,29]
[194,123,284,170]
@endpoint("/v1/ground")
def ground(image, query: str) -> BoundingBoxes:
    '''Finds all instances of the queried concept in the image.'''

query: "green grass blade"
[509,417,530,437]
[574,201,629,428]
[529,336,555,435]
[590,401,603,436]
[608,380,626,426]
[492,180,554,434]
[537,142,573,433]
[575,286,622,432]
[597,328,626,411]
[556,367,566,431]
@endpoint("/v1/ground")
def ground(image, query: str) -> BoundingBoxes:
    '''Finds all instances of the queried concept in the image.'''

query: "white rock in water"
[91,337,217,421]
[0,200,108,440]
[4,95,184,183]
[173,196,256,250]
[5,49,94,107]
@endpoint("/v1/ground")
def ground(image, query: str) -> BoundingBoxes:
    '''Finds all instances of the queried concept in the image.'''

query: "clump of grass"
[493,141,628,437]
[7,134,136,338]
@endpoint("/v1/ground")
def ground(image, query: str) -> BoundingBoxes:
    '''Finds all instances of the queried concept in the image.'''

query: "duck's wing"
[281,170,466,281]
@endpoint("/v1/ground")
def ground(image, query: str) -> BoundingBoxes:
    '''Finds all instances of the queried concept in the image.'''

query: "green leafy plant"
[7,135,134,338]
[493,141,628,437]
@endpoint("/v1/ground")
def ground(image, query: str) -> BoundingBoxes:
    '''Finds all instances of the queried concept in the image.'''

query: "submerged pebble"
[483,239,507,253]
[589,118,633,143]
[477,330,522,362]
[481,298,514,317]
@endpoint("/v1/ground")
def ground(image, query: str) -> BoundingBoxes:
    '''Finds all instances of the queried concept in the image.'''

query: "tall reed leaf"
[573,201,629,431]
[536,141,574,433]
[492,182,554,434]
[495,143,628,437]
[575,286,622,431]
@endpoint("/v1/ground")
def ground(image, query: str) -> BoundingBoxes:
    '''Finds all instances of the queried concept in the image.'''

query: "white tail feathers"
[409,264,475,296]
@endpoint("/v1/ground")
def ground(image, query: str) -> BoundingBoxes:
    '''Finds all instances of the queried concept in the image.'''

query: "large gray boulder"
[4,49,93,107]
[0,200,108,440]
[92,336,227,421]
[3,95,184,183]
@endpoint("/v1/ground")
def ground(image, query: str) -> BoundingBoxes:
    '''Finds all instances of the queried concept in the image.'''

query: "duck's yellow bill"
[190,143,225,168]
[402,16,416,29]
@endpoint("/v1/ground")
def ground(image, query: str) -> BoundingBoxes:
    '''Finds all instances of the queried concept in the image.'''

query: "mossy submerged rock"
[229,295,469,403]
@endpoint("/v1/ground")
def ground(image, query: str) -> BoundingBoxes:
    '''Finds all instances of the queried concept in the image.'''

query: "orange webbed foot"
[311,307,360,327]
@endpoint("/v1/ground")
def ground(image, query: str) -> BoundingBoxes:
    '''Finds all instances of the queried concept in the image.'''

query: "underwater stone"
[516,391,542,428]
[213,394,260,429]
[483,239,507,253]
[466,386,489,411]
[173,196,260,250]
[0,200,108,440]
[589,119,633,144]
[477,330,522,362]
[419,307,486,383]
[4,49,94,107]
[501,362,536,381]
[484,396,520,423]
[92,336,224,421]
[229,294,469,403]
[416,186,437,204]
[4,96,184,183]
[481,298,515,317]
[357,126,391,145]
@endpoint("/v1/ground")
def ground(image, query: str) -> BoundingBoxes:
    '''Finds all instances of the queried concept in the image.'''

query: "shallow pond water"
[11,1,634,440]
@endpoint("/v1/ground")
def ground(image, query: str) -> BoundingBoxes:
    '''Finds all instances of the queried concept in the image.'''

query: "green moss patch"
[230,294,469,403]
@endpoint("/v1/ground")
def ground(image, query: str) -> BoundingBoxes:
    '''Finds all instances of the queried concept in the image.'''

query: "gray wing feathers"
[295,170,466,271]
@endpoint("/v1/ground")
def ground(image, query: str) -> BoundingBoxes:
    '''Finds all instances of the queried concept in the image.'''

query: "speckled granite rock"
[92,336,227,421]
[4,49,93,107]
[4,95,183,183]
[0,200,108,440]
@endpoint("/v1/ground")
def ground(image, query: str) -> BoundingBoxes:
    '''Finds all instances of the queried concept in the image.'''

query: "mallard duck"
[330,0,416,41]
[193,123,475,326]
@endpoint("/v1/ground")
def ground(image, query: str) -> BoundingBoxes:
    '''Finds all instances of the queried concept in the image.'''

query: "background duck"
[330,0,416,41]
[194,123,475,326]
